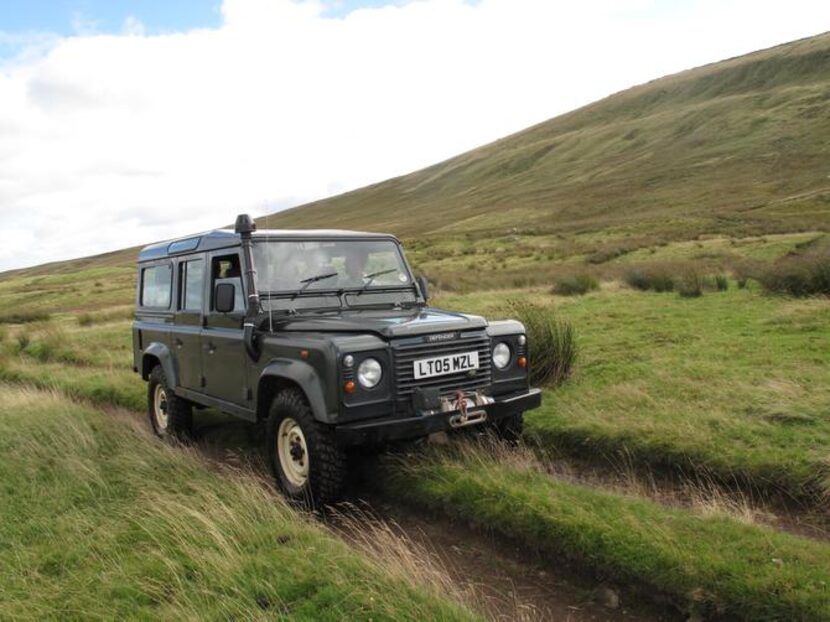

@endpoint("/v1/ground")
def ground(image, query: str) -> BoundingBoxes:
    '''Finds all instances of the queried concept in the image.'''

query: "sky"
[0,1,828,271]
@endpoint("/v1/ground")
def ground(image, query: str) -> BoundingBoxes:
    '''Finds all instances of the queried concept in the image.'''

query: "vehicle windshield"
[252,239,413,294]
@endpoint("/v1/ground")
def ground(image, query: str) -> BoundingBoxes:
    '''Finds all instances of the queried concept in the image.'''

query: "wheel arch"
[141,342,178,387]
[257,359,331,423]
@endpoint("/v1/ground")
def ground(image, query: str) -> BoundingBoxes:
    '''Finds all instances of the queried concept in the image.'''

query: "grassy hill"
[265,32,830,242]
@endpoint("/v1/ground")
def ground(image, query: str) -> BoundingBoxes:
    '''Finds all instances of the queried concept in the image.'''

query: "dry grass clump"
[623,267,675,292]
[13,321,92,366]
[506,299,576,387]
[758,246,830,296]
[0,310,51,324]
[623,264,732,297]
[585,243,635,264]
[551,273,599,296]
[77,306,134,326]
[677,270,704,298]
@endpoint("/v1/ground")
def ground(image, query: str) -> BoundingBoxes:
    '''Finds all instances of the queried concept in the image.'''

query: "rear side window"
[180,259,205,312]
[141,264,172,308]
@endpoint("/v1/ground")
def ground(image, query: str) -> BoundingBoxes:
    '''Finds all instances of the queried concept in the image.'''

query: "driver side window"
[210,254,245,313]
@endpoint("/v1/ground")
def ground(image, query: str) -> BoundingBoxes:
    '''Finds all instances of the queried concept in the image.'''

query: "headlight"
[357,358,383,388]
[492,342,511,369]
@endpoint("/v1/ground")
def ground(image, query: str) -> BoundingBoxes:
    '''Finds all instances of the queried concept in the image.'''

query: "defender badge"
[426,332,457,343]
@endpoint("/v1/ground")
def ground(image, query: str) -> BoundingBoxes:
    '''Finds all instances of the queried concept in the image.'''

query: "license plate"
[413,351,479,379]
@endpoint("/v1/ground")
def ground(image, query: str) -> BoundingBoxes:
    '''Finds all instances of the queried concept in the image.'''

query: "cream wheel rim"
[153,384,169,431]
[277,417,309,488]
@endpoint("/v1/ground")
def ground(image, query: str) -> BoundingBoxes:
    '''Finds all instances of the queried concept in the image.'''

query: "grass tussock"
[677,270,704,298]
[624,266,732,297]
[758,245,830,296]
[0,310,51,324]
[506,299,576,387]
[551,273,599,296]
[77,306,134,326]
[624,267,675,292]
[14,322,92,366]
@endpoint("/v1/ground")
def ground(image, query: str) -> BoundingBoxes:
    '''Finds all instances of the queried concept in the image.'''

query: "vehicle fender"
[258,359,330,423]
[142,342,179,388]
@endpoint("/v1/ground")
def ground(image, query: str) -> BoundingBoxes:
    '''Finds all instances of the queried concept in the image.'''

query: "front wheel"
[265,389,347,508]
[492,412,524,444]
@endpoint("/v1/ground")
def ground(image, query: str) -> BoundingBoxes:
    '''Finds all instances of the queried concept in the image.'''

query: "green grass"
[438,285,830,502]
[0,265,135,316]
[0,385,477,621]
[0,318,143,410]
[382,444,830,621]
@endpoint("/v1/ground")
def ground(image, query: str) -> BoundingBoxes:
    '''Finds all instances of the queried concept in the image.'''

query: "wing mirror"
[417,275,430,302]
[215,283,236,313]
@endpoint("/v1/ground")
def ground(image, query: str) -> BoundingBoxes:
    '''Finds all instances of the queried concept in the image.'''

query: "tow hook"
[449,410,487,428]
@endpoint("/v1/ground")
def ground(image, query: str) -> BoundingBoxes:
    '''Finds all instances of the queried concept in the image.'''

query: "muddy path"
[189,413,675,621]
[341,496,673,621]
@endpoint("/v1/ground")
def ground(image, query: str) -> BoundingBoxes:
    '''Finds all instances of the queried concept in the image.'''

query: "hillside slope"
[3,32,829,281]
[266,32,830,240]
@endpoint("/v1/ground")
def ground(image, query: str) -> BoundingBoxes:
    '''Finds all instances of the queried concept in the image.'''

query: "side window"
[179,258,205,312]
[141,264,172,308]
[210,254,245,313]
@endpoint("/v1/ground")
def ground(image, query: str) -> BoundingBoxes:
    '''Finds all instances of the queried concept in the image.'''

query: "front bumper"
[335,388,542,446]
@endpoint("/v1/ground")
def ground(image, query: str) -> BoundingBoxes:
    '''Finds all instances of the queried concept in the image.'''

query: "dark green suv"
[132,215,541,505]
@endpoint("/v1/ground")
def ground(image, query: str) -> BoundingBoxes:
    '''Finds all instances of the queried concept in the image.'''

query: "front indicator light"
[344,381,356,394]
[517,356,528,369]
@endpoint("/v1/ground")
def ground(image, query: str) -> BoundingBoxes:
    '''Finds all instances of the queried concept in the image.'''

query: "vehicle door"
[172,255,206,391]
[134,260,174,367]
[202,251,250,405]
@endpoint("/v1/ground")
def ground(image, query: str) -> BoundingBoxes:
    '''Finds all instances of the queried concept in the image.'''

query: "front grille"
[392,331,491,398]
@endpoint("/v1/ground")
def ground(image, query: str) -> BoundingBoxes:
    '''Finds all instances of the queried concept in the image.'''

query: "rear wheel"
[266,389,347,508]
[147,365,192,440]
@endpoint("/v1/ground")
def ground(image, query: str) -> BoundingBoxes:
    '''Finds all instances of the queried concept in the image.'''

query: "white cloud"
[122,16,147,37]
[0,0,828,271]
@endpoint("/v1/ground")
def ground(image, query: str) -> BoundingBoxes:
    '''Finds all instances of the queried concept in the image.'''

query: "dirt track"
[189,413,673,622]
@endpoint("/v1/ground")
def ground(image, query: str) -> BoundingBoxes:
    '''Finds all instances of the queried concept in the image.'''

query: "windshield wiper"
[292,271,338,300]
[355,269,398,295]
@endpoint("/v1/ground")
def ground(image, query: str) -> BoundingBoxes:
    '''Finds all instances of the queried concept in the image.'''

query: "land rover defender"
[132,215,541,505]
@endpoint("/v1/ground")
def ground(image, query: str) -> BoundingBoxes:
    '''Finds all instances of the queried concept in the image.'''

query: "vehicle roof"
[137,228,400,263]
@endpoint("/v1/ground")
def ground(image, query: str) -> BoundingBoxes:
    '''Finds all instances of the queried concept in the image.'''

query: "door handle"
[207,342,216,354]
[174,338,183,348]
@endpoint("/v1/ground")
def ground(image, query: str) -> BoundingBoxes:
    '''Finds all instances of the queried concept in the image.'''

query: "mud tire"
[266,388,347,508]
